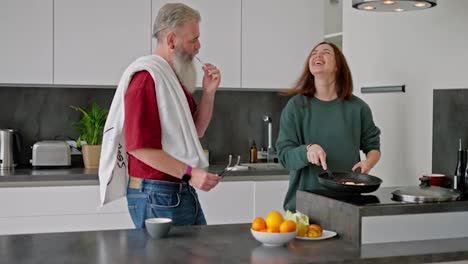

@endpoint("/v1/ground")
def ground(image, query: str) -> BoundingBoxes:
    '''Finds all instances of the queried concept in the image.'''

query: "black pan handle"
[325,169,335,180]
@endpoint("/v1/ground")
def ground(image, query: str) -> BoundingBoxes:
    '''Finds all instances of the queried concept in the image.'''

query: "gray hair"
[153,3,201,41]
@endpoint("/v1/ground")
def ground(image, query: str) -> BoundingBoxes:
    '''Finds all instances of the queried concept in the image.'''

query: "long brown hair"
[281,42,353,100]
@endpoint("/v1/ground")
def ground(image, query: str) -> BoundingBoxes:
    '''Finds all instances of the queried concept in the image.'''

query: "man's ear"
[166,31,176,50]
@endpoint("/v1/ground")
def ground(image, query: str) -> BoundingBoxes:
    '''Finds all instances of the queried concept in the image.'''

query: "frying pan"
[317,171,383,193]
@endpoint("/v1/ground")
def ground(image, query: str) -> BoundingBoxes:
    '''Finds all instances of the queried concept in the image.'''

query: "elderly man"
[99,3,221,227]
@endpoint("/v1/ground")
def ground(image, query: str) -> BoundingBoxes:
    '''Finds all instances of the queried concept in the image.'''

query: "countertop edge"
[0,169,289,188]
[3,223,468,263]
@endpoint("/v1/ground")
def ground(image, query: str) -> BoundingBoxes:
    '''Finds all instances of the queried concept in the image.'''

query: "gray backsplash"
[432,89,468,176]
[193,90,289,164]
[0,86,289,166]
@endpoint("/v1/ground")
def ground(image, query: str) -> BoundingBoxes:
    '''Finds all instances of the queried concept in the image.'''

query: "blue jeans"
[126,177,207,228]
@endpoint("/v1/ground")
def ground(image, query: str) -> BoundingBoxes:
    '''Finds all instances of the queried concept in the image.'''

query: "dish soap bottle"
[249,140,258,163]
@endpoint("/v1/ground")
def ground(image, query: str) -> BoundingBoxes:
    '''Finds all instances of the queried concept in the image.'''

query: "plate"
[296,230,337,240]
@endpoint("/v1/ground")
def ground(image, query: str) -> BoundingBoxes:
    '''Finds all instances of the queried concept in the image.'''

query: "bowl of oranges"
[250,211,297,247]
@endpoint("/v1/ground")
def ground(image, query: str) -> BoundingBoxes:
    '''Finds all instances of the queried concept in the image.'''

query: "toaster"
[31,141,71,168]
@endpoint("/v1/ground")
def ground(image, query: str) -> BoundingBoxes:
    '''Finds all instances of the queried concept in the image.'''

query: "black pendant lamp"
[352,0,437,12]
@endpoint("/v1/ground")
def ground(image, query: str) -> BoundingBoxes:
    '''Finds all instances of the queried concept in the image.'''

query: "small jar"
[249,141,258,163]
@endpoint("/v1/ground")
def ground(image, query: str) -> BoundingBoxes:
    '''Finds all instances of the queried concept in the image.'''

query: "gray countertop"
[0,165,289,188]
[1,223,468,264]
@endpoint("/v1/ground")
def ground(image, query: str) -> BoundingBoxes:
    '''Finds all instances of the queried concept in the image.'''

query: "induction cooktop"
[308,187,468,206]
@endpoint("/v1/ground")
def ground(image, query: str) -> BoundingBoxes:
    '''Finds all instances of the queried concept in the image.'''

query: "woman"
[276,42,381,211]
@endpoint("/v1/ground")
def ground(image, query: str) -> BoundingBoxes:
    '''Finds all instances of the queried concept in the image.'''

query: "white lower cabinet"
[0,186,134,235]
[197,181,255,225]
[198,180,289,225]
[0,179,288,234]
[253,181,289,218]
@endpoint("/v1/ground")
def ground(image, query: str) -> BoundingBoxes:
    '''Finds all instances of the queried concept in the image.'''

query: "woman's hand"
[352,160,372,174]
[306,144,328,170]
[352,150,380,174]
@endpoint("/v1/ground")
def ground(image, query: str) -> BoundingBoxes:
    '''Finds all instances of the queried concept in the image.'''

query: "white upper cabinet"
[151,0,241,88]
[241,0,324,89]
[54,0,152,85]
[0,0,53,84]
[0,0,324,88]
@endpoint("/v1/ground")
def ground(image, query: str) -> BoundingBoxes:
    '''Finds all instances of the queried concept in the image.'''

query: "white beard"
[172,51,197,93]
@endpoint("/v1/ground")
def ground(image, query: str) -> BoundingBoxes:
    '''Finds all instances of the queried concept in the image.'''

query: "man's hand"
[189,167,221,191]
[306,144,328,170]
[352,160,372,174]
[202,63,221,94]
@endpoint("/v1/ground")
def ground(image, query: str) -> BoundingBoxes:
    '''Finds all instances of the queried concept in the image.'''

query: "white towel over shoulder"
[98,55,208,206]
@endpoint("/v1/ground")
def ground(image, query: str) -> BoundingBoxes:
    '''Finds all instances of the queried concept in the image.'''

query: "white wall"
[343,0,468,186]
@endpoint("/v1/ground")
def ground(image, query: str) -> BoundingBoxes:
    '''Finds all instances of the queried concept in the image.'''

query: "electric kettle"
[0,129,21,170]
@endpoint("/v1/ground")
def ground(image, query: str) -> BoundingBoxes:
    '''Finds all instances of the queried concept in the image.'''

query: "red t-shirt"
[124,70,197,182]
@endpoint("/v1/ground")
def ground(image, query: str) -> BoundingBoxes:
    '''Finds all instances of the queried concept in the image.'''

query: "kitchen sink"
[241,163,284,170]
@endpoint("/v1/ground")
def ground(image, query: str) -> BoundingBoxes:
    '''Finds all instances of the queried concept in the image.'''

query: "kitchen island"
[297,188,468,245]
[1,223,468,264]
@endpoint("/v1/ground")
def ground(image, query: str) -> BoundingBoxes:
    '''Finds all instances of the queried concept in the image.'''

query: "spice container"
[249,141,258,163]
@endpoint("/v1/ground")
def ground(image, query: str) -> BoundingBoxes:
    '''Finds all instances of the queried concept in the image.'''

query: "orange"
[266,226,280,233]
[251,217,267,231]
[307,224,323,238]
[265,211,284,230]
[279,220,297,233]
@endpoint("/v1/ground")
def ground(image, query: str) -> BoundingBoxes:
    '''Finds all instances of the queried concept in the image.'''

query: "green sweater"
[276,94,381,211]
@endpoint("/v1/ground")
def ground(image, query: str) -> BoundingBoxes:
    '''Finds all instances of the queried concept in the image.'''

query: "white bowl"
[250,229,296,247]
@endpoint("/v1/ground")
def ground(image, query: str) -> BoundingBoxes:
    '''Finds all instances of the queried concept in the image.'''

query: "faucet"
[263,115,275,162]
[263,115,273,149]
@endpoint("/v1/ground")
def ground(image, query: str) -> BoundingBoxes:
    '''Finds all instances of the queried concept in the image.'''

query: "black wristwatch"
[182,165,192,183]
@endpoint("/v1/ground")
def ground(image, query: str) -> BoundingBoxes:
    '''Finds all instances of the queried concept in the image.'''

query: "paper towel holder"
[361,85,405,94]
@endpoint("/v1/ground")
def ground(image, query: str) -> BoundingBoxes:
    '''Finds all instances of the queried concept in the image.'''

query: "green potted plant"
[70,102,108,169]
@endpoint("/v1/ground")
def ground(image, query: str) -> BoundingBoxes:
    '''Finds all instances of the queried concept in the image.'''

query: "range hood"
[352,0,437,12]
